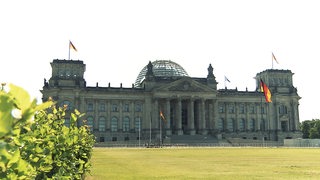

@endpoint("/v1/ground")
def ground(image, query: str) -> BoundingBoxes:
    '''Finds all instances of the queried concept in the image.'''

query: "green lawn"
[86,147,320,179]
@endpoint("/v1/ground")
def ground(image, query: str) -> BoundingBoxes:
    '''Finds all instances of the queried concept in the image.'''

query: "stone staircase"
[167,134,219,145]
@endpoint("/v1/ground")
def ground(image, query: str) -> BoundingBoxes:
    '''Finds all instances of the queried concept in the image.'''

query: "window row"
[217,118,267,132]
[218,104,288,115]
[218,104,265,114]
[85,116,142,132]
[86,102,143,112]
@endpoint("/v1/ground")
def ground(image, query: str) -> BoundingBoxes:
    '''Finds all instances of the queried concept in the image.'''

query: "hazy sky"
[1,0,319,121]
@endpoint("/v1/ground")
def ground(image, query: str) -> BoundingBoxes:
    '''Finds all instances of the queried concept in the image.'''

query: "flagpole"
[271,54,274,69]
[159,116,162,147]
[260,96,264,146]
[138,118,141,147]
[149,112,152,146]
[68,41,71,60]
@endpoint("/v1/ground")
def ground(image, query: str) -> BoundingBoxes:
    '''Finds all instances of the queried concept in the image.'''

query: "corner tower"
[255,69,301,140]
[46,59,86,88]
[255,69,297,94]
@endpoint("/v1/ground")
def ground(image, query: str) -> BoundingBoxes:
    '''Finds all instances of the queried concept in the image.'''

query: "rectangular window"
[228,105,235,114]
[218,118,224,130]
[239,104,245,114]
[87,103,93,112]
[123,104,130,112]
[218,105,224,113]
[99,103,105,112]
[135,103,142,112]
[249,106,255,114]
[112,104,118,112]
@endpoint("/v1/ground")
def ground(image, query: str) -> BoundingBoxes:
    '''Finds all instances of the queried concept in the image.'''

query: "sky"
[0,0,319,121]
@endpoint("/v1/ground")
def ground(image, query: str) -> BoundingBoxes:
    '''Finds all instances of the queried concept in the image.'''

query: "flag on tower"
[69,41,77,52]
[160,110,166,123]
[225,76,230,83]
[260,79,272,103]
[272,52,279,64]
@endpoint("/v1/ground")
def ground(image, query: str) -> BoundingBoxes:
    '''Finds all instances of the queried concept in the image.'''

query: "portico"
[153,96,215,136]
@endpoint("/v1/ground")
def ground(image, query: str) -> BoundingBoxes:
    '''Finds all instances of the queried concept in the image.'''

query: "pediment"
[154,77,214,92]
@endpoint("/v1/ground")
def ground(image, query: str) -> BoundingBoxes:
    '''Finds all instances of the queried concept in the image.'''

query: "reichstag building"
[41,59,302,145]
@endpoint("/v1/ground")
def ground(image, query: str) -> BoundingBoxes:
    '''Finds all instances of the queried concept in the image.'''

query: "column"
[94,99,99,131]
[78,97,86,127]
[256,103,260,131]
[294,103,300,130]
[200,99,207,135]
[212,99,218,131]
[130,101,134,131]
[107,101,111,131]
[165,99,172,135]
[176,98,183,135]
[119,101,123,131]
[208,100,214,132]
[188,98,195,135]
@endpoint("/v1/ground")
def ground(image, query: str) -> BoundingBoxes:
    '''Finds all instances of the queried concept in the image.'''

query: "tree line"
[301,119,320,139]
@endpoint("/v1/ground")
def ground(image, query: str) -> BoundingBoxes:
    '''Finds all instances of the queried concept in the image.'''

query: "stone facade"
[41,59,302,144]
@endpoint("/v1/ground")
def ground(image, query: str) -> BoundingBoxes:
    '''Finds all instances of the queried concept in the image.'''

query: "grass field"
[86,147,320,179]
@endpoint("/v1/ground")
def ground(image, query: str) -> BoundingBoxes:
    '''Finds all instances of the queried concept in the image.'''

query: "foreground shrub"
[0,84,95,179]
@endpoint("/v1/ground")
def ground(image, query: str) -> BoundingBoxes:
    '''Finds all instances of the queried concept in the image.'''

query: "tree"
[301,119,320,139]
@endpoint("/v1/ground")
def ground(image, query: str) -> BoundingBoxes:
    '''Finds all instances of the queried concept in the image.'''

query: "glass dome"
[135,60,189,87]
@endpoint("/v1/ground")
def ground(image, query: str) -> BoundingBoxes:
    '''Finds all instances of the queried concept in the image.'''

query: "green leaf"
[8,84,31,111]
[7,149,20,168]
[34,101,54,112]
[0,95,14,137]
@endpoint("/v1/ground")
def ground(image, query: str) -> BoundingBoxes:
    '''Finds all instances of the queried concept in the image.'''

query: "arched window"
[260,119,266,131]
[98,116,106,132]
[239,118,245,131]
[87,116,94,131]
[135,117,141,132]
[249,119,255,131]
[123,116,130,132]
[227,118,234,131]
[111,117,118,132]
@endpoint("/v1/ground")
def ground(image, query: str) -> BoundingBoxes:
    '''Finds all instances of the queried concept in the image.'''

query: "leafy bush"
[0,84,95,179]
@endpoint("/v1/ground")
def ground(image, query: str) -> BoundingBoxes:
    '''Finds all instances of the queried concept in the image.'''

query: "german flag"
[69,41,77,52]
[272,52,279,64]
[260,79,272,103]
[160,110,166,123]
